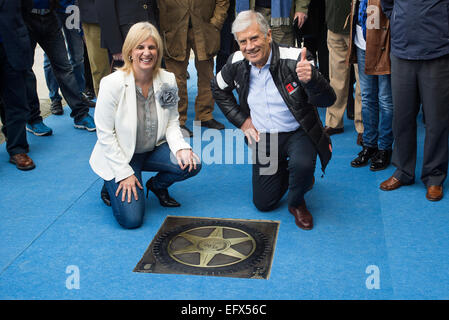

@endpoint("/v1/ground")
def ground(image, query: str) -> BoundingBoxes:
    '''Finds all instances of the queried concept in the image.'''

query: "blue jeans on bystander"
[357,47,394,151]
[43,12,85,102]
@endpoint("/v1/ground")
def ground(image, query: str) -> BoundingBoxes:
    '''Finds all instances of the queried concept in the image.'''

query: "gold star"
[168,226,256,268]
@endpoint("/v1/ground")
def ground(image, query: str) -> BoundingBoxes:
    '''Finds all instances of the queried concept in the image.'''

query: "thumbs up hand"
[296,47,312,84]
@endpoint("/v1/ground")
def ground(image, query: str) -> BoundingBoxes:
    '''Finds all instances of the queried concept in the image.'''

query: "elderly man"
[379,0,449,201]
[211,10,336,230]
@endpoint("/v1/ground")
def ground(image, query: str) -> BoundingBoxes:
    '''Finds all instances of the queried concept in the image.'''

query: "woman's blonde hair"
[119,22,163,75]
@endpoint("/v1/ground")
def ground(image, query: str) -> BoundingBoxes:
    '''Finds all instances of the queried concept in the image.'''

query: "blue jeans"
[43,12,85,102]
[103,143,202,229]
[357,47,394,150]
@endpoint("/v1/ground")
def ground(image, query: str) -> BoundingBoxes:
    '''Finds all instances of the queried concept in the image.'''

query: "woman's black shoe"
[146,177,180,207]
[101,191,111,206]
[370,149,392,171]
[350,146,378,167]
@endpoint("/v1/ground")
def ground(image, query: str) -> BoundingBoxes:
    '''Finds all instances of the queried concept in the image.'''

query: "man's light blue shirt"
[247,49,299,133]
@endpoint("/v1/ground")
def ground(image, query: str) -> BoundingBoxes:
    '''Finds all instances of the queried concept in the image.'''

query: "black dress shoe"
[350,146,378,167]
[83,89,96,100]
[200,119,225,130]
[180,125,193,137]
[50,100,63,115]
[370,149,392,171]
[81,93,96,107]
[146,177,180,207]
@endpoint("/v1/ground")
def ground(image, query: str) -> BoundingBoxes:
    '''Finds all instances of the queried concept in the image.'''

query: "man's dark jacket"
[381,0,449,60]
[0,0,33,71]
[325,0,351,34]
[96,0,159,55]
[76,0,99,24]
[211,41,336,172]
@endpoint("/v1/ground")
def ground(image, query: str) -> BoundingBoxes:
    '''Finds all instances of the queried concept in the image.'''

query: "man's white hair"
[231,10,270,40]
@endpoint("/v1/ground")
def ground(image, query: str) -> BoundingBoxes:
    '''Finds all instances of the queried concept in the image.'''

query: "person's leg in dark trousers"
[303,28,329,80]
[346,66,355,120]
[390,55,421,185]
[418,54,449,187]
[317,26,329,80]
[216,0,236,74]
[285,129,317,207]
[44,12,86,101]
[26,13,88,122]
[252,154,289,212]
[24,14,57,124]
[83,41,95,98]
[43,53,63,103]
[25,67,44,125]
[58,12,85,94]
[0,99,6,137]
[252,129,317,211]
[0,44,30,156]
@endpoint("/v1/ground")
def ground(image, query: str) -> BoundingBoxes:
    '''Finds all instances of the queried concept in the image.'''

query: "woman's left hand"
[176,149,200,172]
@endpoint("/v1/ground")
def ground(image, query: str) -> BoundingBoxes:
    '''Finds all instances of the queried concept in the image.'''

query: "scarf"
[236,0,292,26]
[271,0,292,26]
[358,0,368,40]
[236,0,250,12]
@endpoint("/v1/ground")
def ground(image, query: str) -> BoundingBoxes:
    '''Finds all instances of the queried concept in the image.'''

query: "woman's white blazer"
[89,69,191,183]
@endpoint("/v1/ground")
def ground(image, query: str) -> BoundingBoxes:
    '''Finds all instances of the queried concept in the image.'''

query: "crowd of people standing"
[1,0,448,230]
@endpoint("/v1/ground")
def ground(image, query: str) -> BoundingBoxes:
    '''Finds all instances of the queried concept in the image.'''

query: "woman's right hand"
[116,175,143,203]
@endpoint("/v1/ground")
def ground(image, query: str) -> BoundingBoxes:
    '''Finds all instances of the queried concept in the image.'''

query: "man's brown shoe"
[9,153,35,171]
[288,201,313,230]
[380,176,409,191]
[426,185,443,201]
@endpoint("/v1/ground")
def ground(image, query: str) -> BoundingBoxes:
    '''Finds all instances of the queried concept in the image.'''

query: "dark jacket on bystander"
[381,0,449,60]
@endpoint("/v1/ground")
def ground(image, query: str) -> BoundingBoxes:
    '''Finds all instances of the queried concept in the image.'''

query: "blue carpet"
[1,63,448,300]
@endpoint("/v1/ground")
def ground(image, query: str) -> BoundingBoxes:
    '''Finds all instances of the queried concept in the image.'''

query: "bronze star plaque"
[134,216,280,279]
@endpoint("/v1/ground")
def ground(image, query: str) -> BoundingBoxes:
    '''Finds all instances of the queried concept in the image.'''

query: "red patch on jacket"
[285,83,295,93]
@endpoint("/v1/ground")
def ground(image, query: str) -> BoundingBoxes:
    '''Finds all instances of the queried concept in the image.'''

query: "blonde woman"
[89,22,201,229]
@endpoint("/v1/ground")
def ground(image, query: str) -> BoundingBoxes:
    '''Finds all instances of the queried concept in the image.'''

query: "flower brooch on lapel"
[156,83,180,109]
